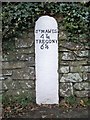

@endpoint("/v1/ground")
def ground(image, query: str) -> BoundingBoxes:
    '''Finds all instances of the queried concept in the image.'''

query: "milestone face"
[35,16,59,105]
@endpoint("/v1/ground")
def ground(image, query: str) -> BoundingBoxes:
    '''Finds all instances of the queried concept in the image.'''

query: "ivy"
[2,2,89,51]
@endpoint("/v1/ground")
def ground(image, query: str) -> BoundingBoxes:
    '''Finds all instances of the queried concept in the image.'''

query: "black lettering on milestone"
[36,30,38,33]
[47,29,51,33]
[46,34,50,39]
[41,30,45,33]
[46,40,49,44]
[40,34,44,38]
[45,30,51,33]
[39,30,41,32]
[39,40,42,44]
[45,44,49,49]
[49,40,52,43]
[56,40,57,43]
[45,30,48,33]
[36,40,38,43]
[42,40,45,44]
[55,29,58,33]
[52,29,55,33]
[52,40,55,43]
[52,29,57,33]
[40,44,44,49]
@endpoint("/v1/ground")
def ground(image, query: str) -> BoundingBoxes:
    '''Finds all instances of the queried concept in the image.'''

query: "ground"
[17,106,88,118]
[2,104,89,118]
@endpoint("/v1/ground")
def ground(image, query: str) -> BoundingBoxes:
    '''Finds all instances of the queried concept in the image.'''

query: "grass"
[2,93,36,107]
[63,95,89,107]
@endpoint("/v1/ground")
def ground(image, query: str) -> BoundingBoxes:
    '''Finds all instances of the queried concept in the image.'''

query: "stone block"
[59,66,69,73]
[60,73,82,82]
[3,52,16,61]
[4,89,35,98]
[70,66,82,72]
[3,49,35,62]
[69,60,87,66]
[59,73,63,80]
[2,70,12,76]
[2,61,25,69]
[61,52,75,60]
[59,61,69,66]
[15,32,34,48]
[2,78,14,90]
[0,76,5,80]
[16,54,35,62]
[81,66,89,72]
[59,47,69,52]
[19,81,35,89]
[26,61,35,67]
[74,91,88,97]
[74,50,88,57]
[60,82,73,97]
[0,91,3,94]
[12,67,35,80]
[0,55,2,62]
[74,82,89,91]
[0,81,2,90]
[16,47,34,54]
[3,79,35,90]
[76,57,87,61]
[59,41,84,51]
[0,62,2,72]
[82,72,88,81]
[27,30,34,37]
[0,94,2,104]
[0,73,2,77]
[70,65,89,73]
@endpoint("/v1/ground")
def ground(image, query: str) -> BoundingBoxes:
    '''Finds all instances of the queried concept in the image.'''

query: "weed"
[65,95,77,106]
[2,93,36,107]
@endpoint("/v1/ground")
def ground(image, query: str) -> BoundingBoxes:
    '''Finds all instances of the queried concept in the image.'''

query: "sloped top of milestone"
[35,15,58,29]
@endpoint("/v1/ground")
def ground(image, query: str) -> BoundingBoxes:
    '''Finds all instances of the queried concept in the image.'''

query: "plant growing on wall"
[2,2,89,51]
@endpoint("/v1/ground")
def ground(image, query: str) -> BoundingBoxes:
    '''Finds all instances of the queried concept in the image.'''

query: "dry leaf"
[42,115,47,118]
[80,100,85,107]
[64,103,69,108]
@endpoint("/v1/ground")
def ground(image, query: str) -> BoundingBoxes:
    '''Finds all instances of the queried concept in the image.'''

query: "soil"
[4,105,89,119]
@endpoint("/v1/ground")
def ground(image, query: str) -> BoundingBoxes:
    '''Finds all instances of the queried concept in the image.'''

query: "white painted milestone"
[35,15,59,104]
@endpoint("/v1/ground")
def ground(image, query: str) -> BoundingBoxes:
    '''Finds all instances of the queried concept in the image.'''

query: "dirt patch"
[2,104,89,118]
[18,106,88,118]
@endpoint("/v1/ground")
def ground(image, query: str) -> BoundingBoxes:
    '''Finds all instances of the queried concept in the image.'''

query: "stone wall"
[2,30,35,100]
[1,20,89,101]
[59,40,89,98]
